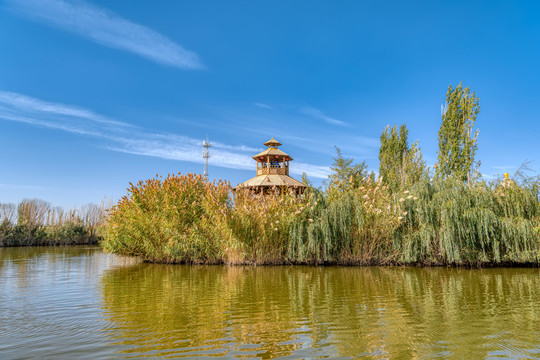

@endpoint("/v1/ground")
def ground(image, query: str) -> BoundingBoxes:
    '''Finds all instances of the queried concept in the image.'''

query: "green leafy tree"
[301,172,313,187]
[379,124,426,192]
[328,146,368,189]
[436,82,480,181]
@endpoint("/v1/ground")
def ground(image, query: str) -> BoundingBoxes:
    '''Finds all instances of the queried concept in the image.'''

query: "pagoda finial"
[264,137,282,148]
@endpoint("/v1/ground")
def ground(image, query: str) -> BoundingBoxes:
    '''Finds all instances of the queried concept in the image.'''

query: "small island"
[102,85,539,267]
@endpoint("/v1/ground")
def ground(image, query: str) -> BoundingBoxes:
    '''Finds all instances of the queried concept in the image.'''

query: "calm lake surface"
[0,247,538,359]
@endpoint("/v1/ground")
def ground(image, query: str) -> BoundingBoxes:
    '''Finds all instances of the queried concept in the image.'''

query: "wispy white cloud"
[253,103,274,110]
[212,141,261,153]
[291,163,330,179]
[299,106,348,126]
[0,90,330,179]
[107,134,256,171]
[0,111,103,136]
[0,91,131,128]
[8,0,203,69]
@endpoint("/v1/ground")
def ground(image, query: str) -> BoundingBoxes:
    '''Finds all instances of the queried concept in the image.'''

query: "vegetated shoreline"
[101,172,540,268]
[0,199,108,248]
[2,240,538,268]
[3,170,538,268]
[1,244,537,269]
[121,256,540,269]
[0,234,101,247]
[0,238,100,248]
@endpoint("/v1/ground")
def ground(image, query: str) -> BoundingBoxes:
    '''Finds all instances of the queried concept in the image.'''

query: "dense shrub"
[394,178,540,265]
[103,174,231,263]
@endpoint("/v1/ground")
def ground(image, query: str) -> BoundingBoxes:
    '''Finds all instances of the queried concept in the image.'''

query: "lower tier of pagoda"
[233,174,306,194]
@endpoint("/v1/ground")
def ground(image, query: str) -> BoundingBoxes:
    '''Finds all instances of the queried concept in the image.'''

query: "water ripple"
[0,248,539,359]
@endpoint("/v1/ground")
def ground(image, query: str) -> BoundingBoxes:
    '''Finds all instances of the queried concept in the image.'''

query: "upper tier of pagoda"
[234,137,306,194]
[252,137,293,176]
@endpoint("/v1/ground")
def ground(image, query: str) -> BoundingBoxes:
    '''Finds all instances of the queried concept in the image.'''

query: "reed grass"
[227,187,304,264]
[103,174,231,263]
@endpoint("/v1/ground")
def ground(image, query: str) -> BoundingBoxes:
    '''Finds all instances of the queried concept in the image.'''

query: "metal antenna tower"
[202,134,212,178]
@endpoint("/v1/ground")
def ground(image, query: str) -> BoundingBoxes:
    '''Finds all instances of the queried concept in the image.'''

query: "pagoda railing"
[257,167,288,175]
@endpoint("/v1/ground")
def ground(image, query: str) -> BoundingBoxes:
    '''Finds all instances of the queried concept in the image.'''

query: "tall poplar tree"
[436,82,480,181]
[379,124,426,193]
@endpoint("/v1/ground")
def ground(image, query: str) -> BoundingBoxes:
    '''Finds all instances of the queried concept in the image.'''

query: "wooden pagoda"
[234,137,306,194]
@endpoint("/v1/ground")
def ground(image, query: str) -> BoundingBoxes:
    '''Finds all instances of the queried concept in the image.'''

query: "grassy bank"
[0,199,108,247]
[102,173,540,266]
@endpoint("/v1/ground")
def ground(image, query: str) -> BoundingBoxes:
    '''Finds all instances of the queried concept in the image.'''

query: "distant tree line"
[0,198,109,247]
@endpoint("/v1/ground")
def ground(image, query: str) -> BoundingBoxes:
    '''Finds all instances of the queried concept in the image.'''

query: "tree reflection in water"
[100,264,540,359]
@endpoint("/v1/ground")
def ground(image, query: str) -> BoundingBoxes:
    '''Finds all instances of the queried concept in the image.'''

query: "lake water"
[0,246,538,359]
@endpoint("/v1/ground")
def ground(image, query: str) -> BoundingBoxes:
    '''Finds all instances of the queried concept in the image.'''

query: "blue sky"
[1,0,539,208]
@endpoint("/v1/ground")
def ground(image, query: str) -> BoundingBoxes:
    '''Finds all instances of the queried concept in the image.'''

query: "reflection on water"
[1,247,539,359]
[0,246,138,360]
[101,264,540,359]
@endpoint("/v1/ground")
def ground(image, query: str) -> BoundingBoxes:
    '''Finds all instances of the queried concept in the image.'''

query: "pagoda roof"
[499,173,517,188]
[252,147,293,160]
[234,174,306,189]
[263,137,282,147]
